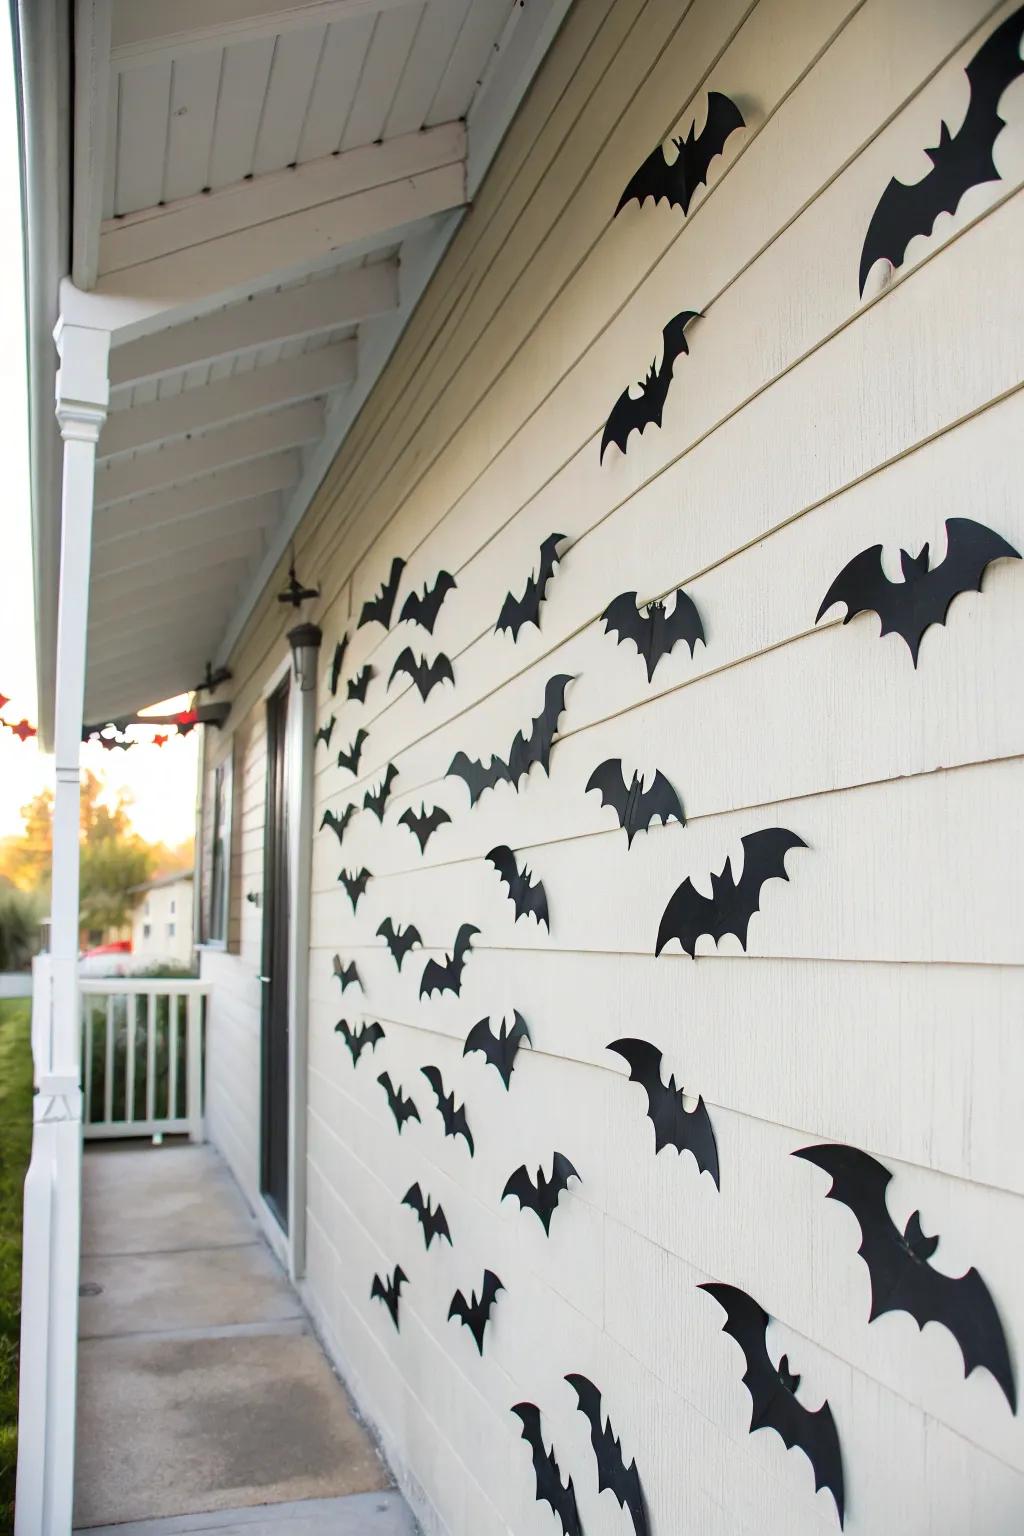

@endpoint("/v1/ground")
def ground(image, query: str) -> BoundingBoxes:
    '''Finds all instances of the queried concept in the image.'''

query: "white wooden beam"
[72,1,113,289]
[91,494,277,579]
[88,588,224,642]
[88,555,247,624]
[92,525,267,590]
[94,454,299,544]
[111,0,418,68]
[86,620,223,670]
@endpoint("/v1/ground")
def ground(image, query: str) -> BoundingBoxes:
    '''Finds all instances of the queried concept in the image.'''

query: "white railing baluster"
[103,994,114,1127]
[77,979,209,1141]
[125,993,136,1124]
[146,991,156,1125]
[83,1000,94,1126]
[167,993,179,1123]
[186,991,203,1143]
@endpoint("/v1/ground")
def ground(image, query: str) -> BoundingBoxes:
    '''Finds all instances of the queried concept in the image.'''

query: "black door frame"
[260,675,291,1230]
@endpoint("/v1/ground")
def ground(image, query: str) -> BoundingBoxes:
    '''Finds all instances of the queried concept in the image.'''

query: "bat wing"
[401,1182,426,1223]
[607,1038,682,1156]
[463,1017,497,1065]
[377,918,397,948]
[677,91,746,213]
[447,1287,472,1328]
[329,637,348,695]
[364,1021,385,1052]
[506,673,573,785]
[315,717,335,748]
[816,544,903,638]
[565,1373,649,1536]
[511,1405,582,1536]
[447,749,511,805]
[496,574,540,639]
[586,758,631,830]
[600,375,659,461]
[915,518,1020,659]
[730,828,807,949]
[450,1101,474,1156]
[479,1269,503,1317]
[501,1163,535,1215]
[420,1064,444,1104]
[602,593,649,663]
[394,924,422,970]
[422,652,455,699]
[359,556,405,629]
[427,1203,452,1248]
[388,646,415,691]
[615,140,675,215]
[658,587,706,661]
[419,955,447,998]
[634,769,685,837]
[335,1020,356,1059]
[347,665,374,702]
[452,923,479,965]
[655,873,721,957]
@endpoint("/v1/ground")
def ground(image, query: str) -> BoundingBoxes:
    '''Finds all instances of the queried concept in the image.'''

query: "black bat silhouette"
[337,728,369,775]
[511,1403,582,1536]
[332,955,361,993]
[448,1270,503,1354]
[700,1282,845,1525]
[377,1071,420,1133]
[347,664,374,703]
[328,635,348,696]
[486,845,549,930]
[502,1153,580,1235]
[359,556,405,630]
[602,586,705,680]
[616,90,745,217]
[794,1142,1016,1412]
[815,517,1019,667]
[463,1012,532,1089]
[656,826,806,958]
[447,673,573,805]
[338,866,372,913]
[399,569,456,633]
[376,917,423,972]
[586,759,685,847]
[401,1181,452,1250]
[419,923,479,999]
[370,1264,407,1331]
[565,1373,649,1536]
[607,1038,719,1186]
[334,1018,385,1066]
[320,804,356,846]
[364,763,399,821]
[495,532,565,640]
[398,802,452,853]
[314,716,335,750]
[601,309,699,461]
[388,646,455,702]
[420,1065,474,1155]
[858,7,1024,295]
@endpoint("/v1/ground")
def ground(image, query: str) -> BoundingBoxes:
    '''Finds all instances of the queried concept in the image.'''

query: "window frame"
[203,752,233,948]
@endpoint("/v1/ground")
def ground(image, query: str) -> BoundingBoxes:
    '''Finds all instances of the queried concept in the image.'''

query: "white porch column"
[16,317,109,1536]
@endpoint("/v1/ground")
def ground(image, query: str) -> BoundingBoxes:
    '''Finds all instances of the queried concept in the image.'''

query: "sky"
[0,14,198,849]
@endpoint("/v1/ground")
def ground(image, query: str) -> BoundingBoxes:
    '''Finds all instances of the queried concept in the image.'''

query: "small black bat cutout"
[656,826,806,958]
[816,517,1020,666]
[602,586,705,680]
[419,923,479,999]
[314,716,335,751]
[399,570,456,633]
[402,1181,452,1251]
[858,6,1024,295]
[601,309,699,461]
[616,90,745,218]
[377,1071,420,1133]
[565,1374,649,1536]
[359,556,406,630]
[347,664,374,703]
[701,1282,845,1525]
[329,635,348,696]
[337,728,369,776]
[420,1065,474,1155]
[370,1264,407,1331]
[495,533,565,640]
[398,802,452,853]
[794,1142,1016,1412]
[463,1012,532,1089]
[335,1018,385,1066]
[502,1153,580,1235]
[511,1403,582,1536]
[332,956,361,993]
[486,845,549,930]
[364,763,399,822]
[388,646,455,701]
[449,1270,503,1355]
[607,1038,719,1186]
[447,673,573,805]
[338,866,372,913]
[320,804,356,846]
[587,759,685,847]
[376,917,422,972]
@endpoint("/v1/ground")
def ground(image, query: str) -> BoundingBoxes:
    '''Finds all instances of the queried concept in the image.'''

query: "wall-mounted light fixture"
[287,622,323,693]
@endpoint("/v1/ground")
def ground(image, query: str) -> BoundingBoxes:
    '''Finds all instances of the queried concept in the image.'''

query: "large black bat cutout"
[447,673,574,805]
[337,728,369,776]
[607,1038,719,1187]
[335,1018,385,1066]
[815,517,1019,666]
[376,917,423,972]
[388,646,455,701]
[486,845,549,930]
[511,1403,582,1536]
[347,664,374,703]
[377,1071,421,1133]
[616,90,745,217]
[502,1153,580,1235]
[449,1270,503,1355]
[338,866,372,913]
[329,635,348,696]
[359,556,405,630]
[315,716,335,751]
[495,533,565,640]
[858,7,1024,295]
[600,309,699,462]
[565,1374,649,1536]
[463,1012,532,1090]
[370,1264,407,1331]
[587,759,685,847]
[602,586,705,680]
[320,804,356,846]
[402,1181,452,1251]
[332,955,361,993]
[420,1065,474,1155]
[398,802,452,853]
[794,1142,1016,1412]
[399,569,456,633]
[419,923,479,999]
[656,827,806,958]
[364,763,399,822]
[700,1282,845,1526]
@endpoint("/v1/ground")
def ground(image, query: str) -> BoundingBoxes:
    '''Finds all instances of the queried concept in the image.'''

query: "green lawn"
[0,999,33,1533]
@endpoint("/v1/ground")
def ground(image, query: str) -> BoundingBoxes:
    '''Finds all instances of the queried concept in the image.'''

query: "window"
[168,922,176,938]
[143,923,151,939]
[170,898,176,915]
[205,754,233,945]
[144,900,150,916]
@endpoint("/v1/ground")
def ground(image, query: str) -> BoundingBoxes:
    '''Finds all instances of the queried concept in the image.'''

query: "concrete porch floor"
[74,1143,415,1535]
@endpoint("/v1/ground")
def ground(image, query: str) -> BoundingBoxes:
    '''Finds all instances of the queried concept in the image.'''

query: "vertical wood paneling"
[296,17,376,162]
[341,6,427,151]
[206,38,276,189]
[162,50,223,203]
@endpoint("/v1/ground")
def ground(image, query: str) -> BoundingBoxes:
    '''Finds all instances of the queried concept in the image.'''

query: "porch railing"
[79,978,209,1142]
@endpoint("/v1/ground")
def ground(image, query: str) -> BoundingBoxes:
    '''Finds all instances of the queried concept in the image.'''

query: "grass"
[0,999,33,1533]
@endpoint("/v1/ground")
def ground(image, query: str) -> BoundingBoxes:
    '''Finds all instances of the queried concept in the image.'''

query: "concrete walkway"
[74,1143,415,1535]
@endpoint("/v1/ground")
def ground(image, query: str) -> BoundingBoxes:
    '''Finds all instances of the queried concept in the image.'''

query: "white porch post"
[16,317,109,1536]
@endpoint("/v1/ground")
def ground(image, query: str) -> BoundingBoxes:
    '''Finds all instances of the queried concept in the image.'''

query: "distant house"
[129,871,194,968]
